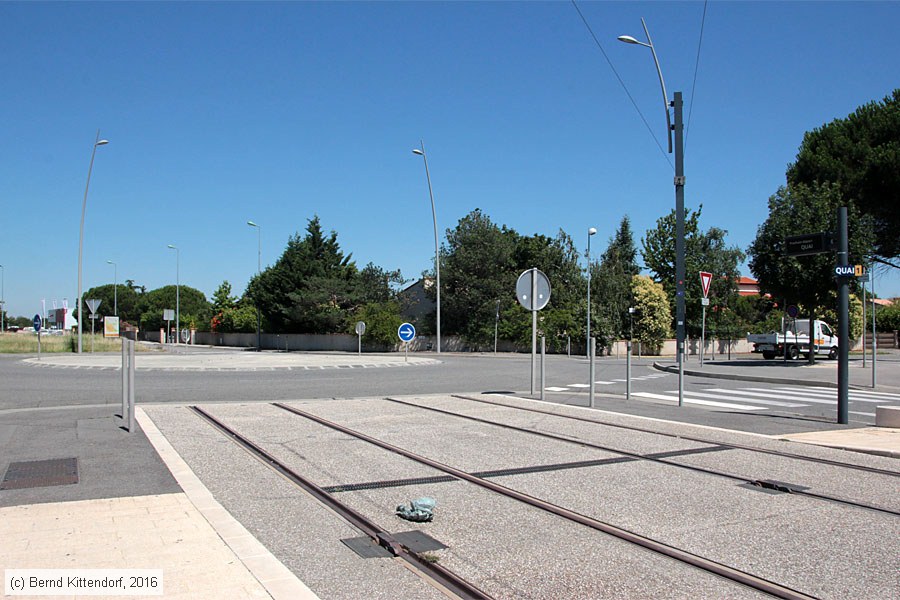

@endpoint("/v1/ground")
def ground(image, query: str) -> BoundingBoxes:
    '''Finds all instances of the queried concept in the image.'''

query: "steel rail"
[452,394,900,478]
[384,397,899,518]
[188,406,493,600]
[273,402,816,600]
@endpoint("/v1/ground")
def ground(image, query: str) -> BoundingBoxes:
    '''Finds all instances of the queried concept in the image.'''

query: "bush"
[876,302,900,332]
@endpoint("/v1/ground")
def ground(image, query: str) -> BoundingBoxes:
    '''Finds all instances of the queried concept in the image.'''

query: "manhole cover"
[1,458,79,490]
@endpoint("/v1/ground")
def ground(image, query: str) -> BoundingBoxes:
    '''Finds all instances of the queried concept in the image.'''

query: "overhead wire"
[684,0,709,157]
[570,0,674,170]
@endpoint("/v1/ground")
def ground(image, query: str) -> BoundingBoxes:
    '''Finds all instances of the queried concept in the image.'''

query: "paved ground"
[1,347,897,599]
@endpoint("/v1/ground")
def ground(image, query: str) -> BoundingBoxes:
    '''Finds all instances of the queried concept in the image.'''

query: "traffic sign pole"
[531,269,537,396]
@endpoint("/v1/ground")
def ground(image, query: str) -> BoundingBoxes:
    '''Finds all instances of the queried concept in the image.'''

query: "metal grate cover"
[1,458,79,490]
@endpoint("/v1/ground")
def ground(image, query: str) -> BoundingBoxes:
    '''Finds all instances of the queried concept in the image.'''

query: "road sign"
[355,321,366,336]
[163,309,175,321]
[86,299,101,315]
[398,322,416,342]
[700,298,710,306]
[835,265,855,277]
[787,305,799,318]
[516,269,551,311]
[784,233,827,256]
[181,329,190,343]
[699,271,712,298]
[33,314,42,332]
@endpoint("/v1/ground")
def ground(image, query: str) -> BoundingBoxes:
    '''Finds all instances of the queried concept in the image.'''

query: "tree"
[81,283,142,325]
[788,89,900,265]
[631,275,671,354]
[137,285,211,332]
[440,209,517,345]
[248,216,359,334]
[748,183,874,322]
[642,205,744,337]
[592,216,641,348]
[211,281,237,312]
[351,301,404,347]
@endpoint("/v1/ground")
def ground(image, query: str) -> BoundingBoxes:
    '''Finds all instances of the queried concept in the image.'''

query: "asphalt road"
[4,348,899,435]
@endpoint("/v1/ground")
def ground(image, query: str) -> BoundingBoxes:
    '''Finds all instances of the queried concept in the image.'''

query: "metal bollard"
[127,340,135,433]
[626,340,631,401]
[589,337,596,408]
[121,339,127,419]
[540,337,546,402]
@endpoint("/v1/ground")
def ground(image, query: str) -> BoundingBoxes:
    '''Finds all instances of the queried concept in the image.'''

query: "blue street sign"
[33,314,42,332]
[397,322,416,342]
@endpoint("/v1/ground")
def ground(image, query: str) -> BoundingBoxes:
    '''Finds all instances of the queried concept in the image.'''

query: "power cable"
[684,0,708,156]
[570,0,673,170]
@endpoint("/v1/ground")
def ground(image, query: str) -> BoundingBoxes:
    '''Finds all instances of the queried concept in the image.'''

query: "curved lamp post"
[167,245,179,342]
[586,227,597,357]
[619,18,686,406]
[247,221,261,351]
[107,260,117,316]
[412,141,441,353]
[77,131,109,353]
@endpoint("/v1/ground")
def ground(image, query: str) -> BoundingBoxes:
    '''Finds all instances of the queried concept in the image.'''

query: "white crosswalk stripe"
[632,392,766,411]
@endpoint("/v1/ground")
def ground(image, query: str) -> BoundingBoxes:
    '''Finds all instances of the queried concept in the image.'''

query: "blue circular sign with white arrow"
[33,314,42,332]
[397,322,416,342]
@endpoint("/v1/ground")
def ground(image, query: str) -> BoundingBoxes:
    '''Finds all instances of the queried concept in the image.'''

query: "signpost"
[34,314,42,360]
[355,321,366,355]
[104,316,120,338]
[784,233,828,257]
[398,322,416,362]
[516,268,551,396]
[699,272,712,366]
[163,309,175,343]
[86,299,101,353]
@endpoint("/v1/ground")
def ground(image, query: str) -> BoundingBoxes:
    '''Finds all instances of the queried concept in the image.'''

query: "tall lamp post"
[107,260,117,316]
[167,245,179,343]
[77,131,109,353]
[619,19,686,406]
[0,264,5,333]
[247,221,261,351]
[412,141,441,353]
[586,227,597,357]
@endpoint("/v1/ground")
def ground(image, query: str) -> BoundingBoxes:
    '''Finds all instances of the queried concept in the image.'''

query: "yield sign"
[699,272,713,298]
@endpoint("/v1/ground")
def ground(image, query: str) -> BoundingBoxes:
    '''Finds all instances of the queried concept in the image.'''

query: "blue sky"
[2,1,898,318]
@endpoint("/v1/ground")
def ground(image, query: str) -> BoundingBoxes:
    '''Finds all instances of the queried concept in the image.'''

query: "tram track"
[270,401,817,600]
[382,396,900,517]
[188,405,493,600]
[452,394,900,478]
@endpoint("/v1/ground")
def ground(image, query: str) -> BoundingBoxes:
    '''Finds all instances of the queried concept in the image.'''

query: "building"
[737,276,760,297]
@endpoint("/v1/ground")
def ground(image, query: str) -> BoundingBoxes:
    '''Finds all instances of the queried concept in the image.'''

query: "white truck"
[747,319,839,360]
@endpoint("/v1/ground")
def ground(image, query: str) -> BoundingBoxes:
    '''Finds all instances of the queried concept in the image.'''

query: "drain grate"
[342,530,448,559]
[1,458,79,490]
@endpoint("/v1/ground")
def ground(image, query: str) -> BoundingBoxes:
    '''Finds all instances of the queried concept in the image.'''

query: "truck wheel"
[787,346,800,360]
[762,351,775,360]
[828,346,838,360]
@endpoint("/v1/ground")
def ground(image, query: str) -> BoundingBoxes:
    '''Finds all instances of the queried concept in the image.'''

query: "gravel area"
[143,405,447,600]
[186,403,766,599]
[394,395,900,512]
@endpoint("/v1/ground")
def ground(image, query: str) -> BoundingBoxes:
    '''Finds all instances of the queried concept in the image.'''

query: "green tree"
[351,301,405,347]
[631,275,671,354]
[642,205,744,337]
[81,283,143,325]
[248,216,358,333]
[212,281,237,312]
[440,209,517,345]
[137,286,211,332]
[592,216,641,348]
[787,89,900,264]
[748,183,874,334]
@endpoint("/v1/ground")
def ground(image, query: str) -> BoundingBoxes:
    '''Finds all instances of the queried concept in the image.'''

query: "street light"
[586,227,597,358]
[247,221,261,352]
[107,260,117,316]
[77,131,109,353]
[619,18,686,406]
[0,264,4,333]
[167,245,179,343]
[412,141,441,353]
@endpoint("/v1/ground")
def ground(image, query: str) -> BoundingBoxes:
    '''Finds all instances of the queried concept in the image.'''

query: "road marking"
[687,390,807,407]
[771,388,894,404]
[633,392,766,411]
[568,383,591,388]
[545,387,570,392]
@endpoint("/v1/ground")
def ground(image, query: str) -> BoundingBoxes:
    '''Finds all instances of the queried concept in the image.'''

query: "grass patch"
[0,333,146,353]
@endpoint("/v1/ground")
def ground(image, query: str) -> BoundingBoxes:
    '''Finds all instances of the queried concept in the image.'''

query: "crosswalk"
[545,373,670,392]
[631,386,900,416]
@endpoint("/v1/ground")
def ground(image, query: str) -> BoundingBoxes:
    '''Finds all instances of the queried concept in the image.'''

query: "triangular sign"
[699,272,712,298]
